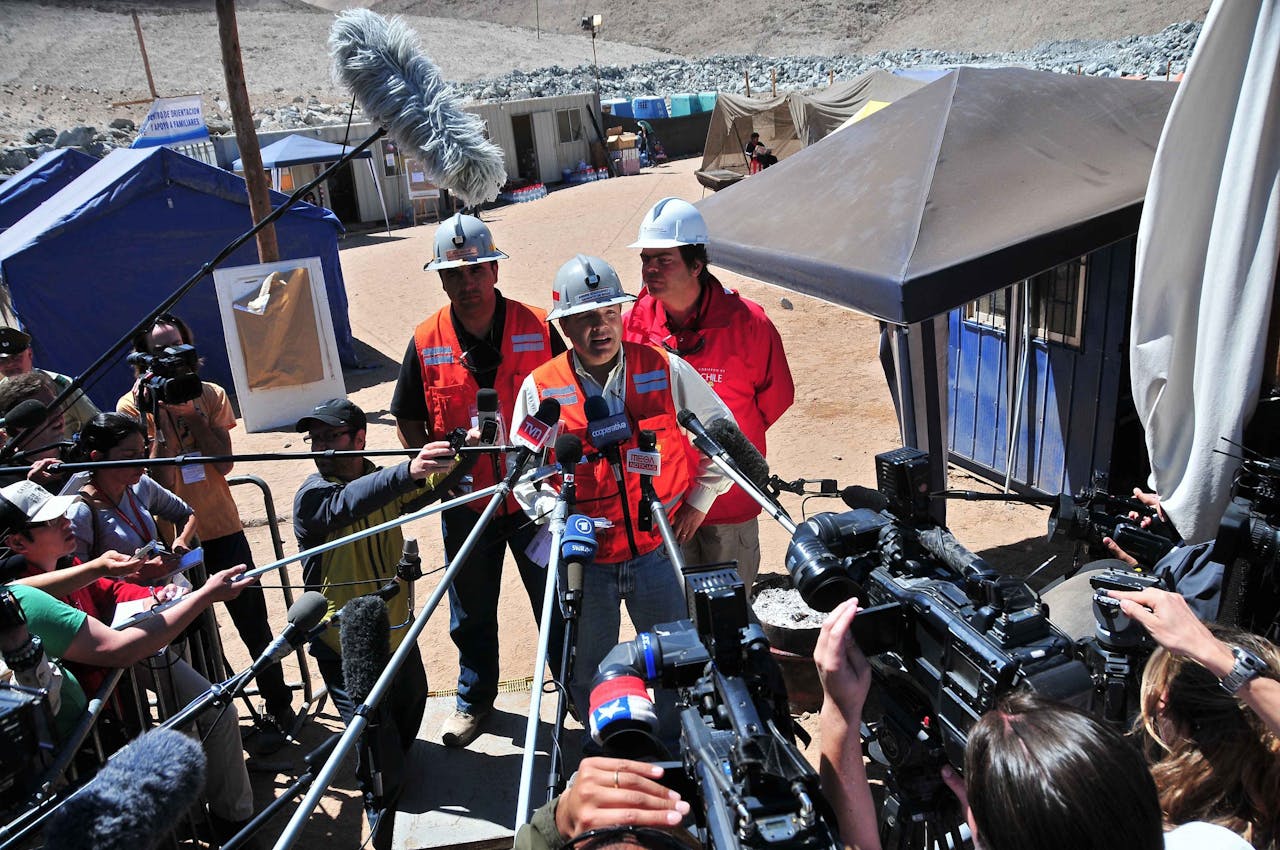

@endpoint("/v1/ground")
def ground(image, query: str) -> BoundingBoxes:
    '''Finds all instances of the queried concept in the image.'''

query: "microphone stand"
[271,452,551,850]
[686,430,798,535]
[221,733,342,850]
[515,473,574,825]
[634,430,688,597]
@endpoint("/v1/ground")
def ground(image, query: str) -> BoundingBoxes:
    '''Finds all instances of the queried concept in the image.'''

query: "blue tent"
[0,149,97,232]
[0,146,357,409]
[232,134,372,170]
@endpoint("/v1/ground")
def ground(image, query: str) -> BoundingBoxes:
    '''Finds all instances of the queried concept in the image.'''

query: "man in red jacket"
[624,197,794,593]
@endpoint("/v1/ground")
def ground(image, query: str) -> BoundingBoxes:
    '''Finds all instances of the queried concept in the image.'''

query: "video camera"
[126,344,202,407]
[1047,485,1177,567]
[1212,448,1280,638]
[590,565,841,850]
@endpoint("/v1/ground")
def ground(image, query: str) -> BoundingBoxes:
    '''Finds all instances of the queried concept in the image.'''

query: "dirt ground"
[203,154,1077,848]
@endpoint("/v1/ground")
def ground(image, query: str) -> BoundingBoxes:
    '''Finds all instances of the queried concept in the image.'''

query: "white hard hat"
[547,254,636,321]
[629,197,709,249]
[424,213,509,270]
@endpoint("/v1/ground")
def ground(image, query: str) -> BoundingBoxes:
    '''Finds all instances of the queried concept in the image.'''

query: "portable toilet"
[698,91,718,112]
[602,97,632,118]
[670,93,700,116]
[631,96,669,120]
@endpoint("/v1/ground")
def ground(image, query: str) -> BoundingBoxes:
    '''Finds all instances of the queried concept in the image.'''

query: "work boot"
[439,708,490,748]
[246,706,297,756]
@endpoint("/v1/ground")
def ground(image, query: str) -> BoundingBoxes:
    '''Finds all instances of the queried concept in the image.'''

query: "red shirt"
[624,275,794,524]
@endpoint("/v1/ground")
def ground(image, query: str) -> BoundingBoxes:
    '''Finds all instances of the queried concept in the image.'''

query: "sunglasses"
[661,328,705,357]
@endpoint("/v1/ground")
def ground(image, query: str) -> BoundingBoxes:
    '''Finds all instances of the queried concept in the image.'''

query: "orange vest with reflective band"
[530,343,691,564]
[413,300,551,514]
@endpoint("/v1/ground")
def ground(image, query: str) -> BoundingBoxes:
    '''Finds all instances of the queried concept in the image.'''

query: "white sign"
[131,95,210,148]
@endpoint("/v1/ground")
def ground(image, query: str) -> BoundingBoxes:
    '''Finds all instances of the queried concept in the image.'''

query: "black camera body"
[591,566,841,850]
[1047,488,1177,567]
[126,343,202,407]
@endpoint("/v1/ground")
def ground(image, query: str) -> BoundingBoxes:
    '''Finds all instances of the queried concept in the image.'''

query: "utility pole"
[215,0,278,263]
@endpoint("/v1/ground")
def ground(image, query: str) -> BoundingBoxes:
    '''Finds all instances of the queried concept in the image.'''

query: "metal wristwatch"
[1219,645,1267,695]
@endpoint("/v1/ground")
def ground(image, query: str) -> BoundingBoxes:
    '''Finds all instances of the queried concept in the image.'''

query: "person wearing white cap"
[624,197,794,594]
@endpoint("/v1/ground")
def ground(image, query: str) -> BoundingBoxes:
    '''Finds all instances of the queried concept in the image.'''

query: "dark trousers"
[203,530,294,717]
[442,506,563,713]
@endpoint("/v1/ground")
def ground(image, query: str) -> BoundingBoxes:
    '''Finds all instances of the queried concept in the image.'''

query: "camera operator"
[119,313,296,750]
[513,757,691,850]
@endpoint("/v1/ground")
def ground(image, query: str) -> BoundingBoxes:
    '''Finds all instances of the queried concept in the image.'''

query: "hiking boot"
[439,708,490,748]
[246,706,297,756]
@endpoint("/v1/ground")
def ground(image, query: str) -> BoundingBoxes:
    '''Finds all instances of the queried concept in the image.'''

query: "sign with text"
[132,95,210,148]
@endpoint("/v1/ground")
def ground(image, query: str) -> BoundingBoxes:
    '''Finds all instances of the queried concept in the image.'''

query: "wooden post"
[215,0,278,264]
[744,70,750,97]
[829,69,835,86]
[132,11,159,98]
[771,68,777,97]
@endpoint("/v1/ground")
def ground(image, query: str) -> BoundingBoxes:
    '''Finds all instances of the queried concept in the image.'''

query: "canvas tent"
[0,149,97,232]
[233,134,391,234]
[698,70,927,182]
[698,68,1178,512]
[0,146,357,409]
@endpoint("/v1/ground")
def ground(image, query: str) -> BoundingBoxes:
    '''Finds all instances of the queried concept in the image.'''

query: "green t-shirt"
[8,584,89,740]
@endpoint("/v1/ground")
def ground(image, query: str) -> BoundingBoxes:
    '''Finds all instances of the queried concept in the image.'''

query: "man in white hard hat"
[513,254,734,721]
[391,213,566,748]
[624,197,794,593]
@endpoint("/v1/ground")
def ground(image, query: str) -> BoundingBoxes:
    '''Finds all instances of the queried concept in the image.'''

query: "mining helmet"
[547,254,636,321]
[424,213,509,271]
[628,197,709,249]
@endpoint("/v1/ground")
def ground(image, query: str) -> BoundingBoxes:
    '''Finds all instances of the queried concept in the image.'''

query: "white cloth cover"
[1131,0,1280,542]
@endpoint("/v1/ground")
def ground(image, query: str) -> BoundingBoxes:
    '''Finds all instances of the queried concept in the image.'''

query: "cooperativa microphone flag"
[329,9,507,207]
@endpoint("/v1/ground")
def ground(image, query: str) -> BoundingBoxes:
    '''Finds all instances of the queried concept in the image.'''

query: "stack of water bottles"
[562,160,611,186]
[498,182,547,204]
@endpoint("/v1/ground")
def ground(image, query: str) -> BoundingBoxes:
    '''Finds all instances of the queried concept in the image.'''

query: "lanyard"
[98,486,152,545]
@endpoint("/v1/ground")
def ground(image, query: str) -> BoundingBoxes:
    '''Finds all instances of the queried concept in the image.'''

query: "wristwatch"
[1219,644,1267,695]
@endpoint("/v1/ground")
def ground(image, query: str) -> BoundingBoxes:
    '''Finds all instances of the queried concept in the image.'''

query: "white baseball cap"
[0,480,78,525]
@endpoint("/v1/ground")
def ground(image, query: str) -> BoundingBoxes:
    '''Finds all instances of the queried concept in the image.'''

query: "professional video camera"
[782,448,1093,848]
[0,590,58,818]
[1212,446,1280,638]
[590,565,841,850]
[1047,484,1177,567]
[125,343,202,407]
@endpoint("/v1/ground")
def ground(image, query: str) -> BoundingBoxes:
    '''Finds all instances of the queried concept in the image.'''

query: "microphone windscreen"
[554,433,583,466]
[288,590,331,630]
[340,595,390,704]
[706,417,770,489]
[840,485,890,512]
[3,398,48,430]
[476,388,499,414]
[534,397,561,426]
[45,728,206,850]
[329,10,506,206]
[583,394,610,424]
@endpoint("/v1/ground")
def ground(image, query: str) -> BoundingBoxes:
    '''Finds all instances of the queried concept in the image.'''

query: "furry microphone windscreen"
[329,9,506,207]
[44,728,206,850]
[706,417,771,490]
[340,594,391,705]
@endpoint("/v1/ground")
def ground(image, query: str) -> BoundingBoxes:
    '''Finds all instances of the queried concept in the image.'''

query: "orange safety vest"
[413,300,551,514]
[531,342,692,564]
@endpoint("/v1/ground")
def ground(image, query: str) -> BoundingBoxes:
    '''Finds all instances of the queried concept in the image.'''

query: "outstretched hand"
[814,597,872,719]
[555,757,689,840]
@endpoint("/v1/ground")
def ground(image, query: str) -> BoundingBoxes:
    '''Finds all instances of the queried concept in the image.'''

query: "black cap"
[0,327,31,358]
[295,398,367,432]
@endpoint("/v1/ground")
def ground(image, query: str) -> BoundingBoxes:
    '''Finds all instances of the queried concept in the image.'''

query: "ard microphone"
[44,728,207,850]
[251,591,328,674]
[341,595,391,704]
[476,388,502,446]
[561,514,597,601]
[0,399,49,431]
[329,9,506,206]
[706,417,770,490]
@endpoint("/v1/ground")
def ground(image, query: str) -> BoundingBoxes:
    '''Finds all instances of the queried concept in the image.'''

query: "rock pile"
[0,21,1201,178]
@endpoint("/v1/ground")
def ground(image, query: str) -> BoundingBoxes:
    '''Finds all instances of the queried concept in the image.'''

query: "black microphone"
[677,409,730,464]
[44,728,207,850]
[341,595,391,705]
[509,397,561,481]
[0,399,49,431]
[553,433,583,506]
[476,388,502,446]
[840,485,891,513]
[250,591,329,675]
[329,9,506,206]
[706,417,771,491]
[585,395,630,487]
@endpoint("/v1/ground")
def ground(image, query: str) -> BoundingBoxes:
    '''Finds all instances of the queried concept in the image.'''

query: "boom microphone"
[329,9,506,206]
[250,590,329,675]
[44,728,207,850]
[0,399,49,431]
[341,595,391,705]
[706,417,770,490]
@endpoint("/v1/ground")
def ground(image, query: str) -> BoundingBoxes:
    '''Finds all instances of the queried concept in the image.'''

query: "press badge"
[180,463,206,485]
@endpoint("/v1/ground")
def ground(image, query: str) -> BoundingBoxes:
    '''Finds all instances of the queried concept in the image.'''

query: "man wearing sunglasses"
[624,198,794,594]
[391,213,567,749]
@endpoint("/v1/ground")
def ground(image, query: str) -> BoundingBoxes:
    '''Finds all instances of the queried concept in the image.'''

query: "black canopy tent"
[697,68,1178,516]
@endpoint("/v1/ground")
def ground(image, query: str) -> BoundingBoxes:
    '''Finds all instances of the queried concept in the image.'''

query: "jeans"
[203,530,294,719]
[443,507,562,713]
[570,545,687,742]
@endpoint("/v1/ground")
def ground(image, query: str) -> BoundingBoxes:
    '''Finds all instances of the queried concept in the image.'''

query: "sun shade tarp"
[0,149,97,232]
[233,134,373,171]
[0,146,355,408]
[697,67,1179,325]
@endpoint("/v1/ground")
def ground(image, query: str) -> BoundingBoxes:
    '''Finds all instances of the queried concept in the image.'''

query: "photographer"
[513,757,690,850]
[119,313,296,749]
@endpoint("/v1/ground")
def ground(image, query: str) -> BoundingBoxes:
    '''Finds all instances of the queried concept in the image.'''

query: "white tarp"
[1131,0,1280,542]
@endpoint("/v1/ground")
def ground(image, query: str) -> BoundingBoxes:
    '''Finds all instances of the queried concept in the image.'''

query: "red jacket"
[624,276,794,524]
